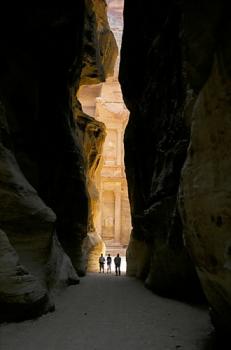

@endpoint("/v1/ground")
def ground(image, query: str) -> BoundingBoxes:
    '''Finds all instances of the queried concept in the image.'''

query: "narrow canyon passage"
[0,274,213,350]
[0,1,231,343]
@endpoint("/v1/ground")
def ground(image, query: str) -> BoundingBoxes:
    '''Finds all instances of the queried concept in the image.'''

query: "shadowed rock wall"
[179,1,231,337]
[0,3,117,321]
[120,0,202,301]
[120,0,231,336]
[0,6,85,322]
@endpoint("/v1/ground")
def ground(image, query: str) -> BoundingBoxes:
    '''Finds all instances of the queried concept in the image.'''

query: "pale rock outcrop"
[82,232,106,272]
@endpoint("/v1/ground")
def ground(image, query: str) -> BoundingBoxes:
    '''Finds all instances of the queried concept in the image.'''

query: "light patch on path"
[0,274,214,350]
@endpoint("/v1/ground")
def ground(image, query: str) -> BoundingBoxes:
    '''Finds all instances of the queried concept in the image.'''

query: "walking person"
[106,254,112,273]
[114,253,121,276]
[99,253,105,273]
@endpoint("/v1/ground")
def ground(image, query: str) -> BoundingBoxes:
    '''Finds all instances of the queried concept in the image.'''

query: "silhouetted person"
[114,253,121,276]
[99,253,105,273]
[106,254,112,273]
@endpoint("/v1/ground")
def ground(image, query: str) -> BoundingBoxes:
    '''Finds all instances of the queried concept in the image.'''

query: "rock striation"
[120,1,202,301]
[179,1,231,337]
[81,0,118,85]
[0,99,78,322]
[120,0,231,336]
[75,103,107,272]
[0,3,117,321]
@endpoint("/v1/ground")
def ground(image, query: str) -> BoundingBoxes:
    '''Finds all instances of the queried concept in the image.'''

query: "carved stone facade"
[79,78,131,250]
[78,0,131,252]
[95,80,131,247]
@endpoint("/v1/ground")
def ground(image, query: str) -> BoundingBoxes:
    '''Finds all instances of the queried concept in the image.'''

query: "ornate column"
[114,187,121,243]
[117,129,122,166]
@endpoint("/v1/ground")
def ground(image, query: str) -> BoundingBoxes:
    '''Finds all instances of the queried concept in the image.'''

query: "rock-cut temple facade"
[78,0,131,253]
[79,77,131,252]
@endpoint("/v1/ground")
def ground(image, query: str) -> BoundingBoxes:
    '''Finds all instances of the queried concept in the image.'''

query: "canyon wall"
[0,3,117,321]
[1,0,230,337]
[120,0,231,335]
[120,1,202,301]
[76,103,107,272]
[179,1,231,337]
[78,0,118,271]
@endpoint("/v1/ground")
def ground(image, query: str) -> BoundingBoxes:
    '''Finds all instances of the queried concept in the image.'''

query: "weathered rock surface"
[179,1,231,336]
[120,1,203,301]
[120,0,231,336]
[82,232,106,272]
[0,228,49,322]
[126,235,151,279]
[0,101,78,321]
[0,3,116,321]
[75,0,118,272]
[75,104,107,272]
[81,0,118,85]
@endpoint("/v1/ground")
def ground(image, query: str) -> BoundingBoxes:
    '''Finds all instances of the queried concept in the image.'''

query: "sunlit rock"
[80,0,118,85]
[75,102,106,272]
[0,3,117,321]
[79,0,131,260]
[82,232,106,272]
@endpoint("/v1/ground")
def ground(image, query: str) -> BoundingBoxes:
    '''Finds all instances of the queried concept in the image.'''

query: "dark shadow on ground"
[201,331,225,350]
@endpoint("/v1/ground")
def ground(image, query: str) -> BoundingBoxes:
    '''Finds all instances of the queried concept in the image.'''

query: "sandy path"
[0,273,214,350]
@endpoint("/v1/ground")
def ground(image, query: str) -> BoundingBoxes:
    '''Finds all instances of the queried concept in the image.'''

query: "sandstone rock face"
[76,0,118,271]
[126,235,151,279]
[0,101,78,321]
[82,232,106,272]
[120,1,202,301]
[0,3,117,321]
[120,0,231,336]
[75,104,107,272]
[81,0,118,85]
[79,0,132,255]
[179,1,231,336]
[0,228,49,322]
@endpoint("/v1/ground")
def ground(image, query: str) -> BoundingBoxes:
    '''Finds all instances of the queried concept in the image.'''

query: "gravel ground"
[0,273,215,350]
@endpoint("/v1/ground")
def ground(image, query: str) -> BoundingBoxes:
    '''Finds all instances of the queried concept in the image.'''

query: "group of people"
[98,253,121,276]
